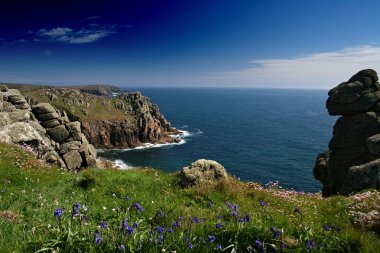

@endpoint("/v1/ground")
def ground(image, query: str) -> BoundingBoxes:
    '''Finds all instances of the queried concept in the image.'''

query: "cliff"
[0,85,96,170]
[16,86,180,149]
[314,69,380,197]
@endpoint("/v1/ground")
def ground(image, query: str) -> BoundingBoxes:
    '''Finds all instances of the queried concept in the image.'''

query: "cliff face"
[20,87,180,149]
[314,69,380,197]
[0,85,97,171]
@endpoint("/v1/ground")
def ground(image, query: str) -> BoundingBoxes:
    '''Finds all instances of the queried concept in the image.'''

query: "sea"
[98,88,336,193]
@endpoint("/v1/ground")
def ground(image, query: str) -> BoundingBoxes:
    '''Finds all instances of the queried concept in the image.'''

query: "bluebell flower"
[133,222,139,228]
[157,234,164,244]
[244,213,251,222]
[207,201,212,208]
[159,211,167,217]
[323,224,330,231]
[184,237,189,242]
[208,235,216,243]
[260,200,265,207]
[132,202,144,212]
[101,221,107,229]
[216,244,222,250]
[126,226,134,235]
[122,218,128,229]
[270,226,282,239]
[82,215,88,222]
[120,244,125,252]
[172,221,181,228]
[232,211,238,218]
[72,208,79,216]
[255,239,263,248]
[216,222,222,229]
[94,230,102,245]
[232,204,238,211]
[73,202,81,209]
[192,217,200,223]
[306,239,315,252]
[189,243,193,250]
[156,226,164,234]
[54,208,63,218]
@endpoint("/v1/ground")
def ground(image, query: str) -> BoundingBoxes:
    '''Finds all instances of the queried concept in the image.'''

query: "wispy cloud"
[213,45,380,89]
[35,24,122,44]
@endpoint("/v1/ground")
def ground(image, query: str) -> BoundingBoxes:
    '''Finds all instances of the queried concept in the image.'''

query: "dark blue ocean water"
[98,88,336,192]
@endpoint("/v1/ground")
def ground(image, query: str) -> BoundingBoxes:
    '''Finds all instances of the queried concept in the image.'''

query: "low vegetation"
[0,142,379,252]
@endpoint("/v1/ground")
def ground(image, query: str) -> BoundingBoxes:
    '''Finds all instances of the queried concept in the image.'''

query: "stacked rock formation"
[314,69,380,196]
[0,85,96,170]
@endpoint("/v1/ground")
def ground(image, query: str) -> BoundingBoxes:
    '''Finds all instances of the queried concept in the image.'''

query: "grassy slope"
[0,142,379,252]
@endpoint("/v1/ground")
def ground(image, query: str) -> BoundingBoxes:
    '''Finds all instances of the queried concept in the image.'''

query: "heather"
[0,142,379,252]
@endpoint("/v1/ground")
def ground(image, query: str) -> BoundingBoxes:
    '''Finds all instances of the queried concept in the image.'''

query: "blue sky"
[1,0,380,88]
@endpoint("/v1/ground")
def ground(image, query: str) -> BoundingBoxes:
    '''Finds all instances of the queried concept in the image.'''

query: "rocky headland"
[0,85,96,170]
[11,85,181,149]
[314,69,380,197]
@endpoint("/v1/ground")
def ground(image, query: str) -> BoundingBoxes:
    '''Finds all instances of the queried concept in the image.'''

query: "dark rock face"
[0,85,97,171]
[314,69,380,196]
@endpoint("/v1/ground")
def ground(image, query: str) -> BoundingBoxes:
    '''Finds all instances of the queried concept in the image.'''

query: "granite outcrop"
[0,85,96,170]
[314,69,380,196]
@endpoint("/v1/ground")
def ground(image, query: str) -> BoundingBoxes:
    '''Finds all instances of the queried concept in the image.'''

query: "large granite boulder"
[47,125,70,143]
[0,122,43,144]
[314,69,380,196]
[341,159,380,195]
[178,159,229,187]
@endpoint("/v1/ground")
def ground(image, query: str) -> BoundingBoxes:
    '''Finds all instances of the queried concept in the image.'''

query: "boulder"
[32,103,56,115]
[66,121,82,141]
[35,112,60,121]
[7,110,31,123]
[63,150,83,171]
[0,112,11,128]
[40,119,61,128]
[0,85,8,92]
[341,159,380,195]
[0,122,42,144]
[178,159,229,187]
[59,141,81,154]
[46,125,69,143]
[80,143,97,167]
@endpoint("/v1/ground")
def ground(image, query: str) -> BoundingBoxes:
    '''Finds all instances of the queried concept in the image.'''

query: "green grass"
[0,142,379,252]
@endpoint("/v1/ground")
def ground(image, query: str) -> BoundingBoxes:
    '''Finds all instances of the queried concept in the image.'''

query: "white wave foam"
[112,159,131,170]
[170,130,192,138]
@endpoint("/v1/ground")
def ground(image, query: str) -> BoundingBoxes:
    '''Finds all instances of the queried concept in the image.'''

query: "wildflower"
[172,221,181,228]
[72,208,79,216]
[255,240,263,248]
[260,200,265,207]
[132,202,144,212]
[270,226,282,239]
[232,211,238,218]
[73,202,81,209]
[323,224,330,231]
[82,215,88,222]
[120,244,125,252]
[208,235,216,243]
[184,237,189,242]
[101,221,107,229]
[243,213,251,222]
[126,226,134,235]
[216,222,222,229]
[94,230,102,245]
[157,234,164,244]
[207,201,212,208]
[192,217,200,223]
[232,204,239,211]
[216,244,222,250]
[189,243,193,250]
[306,239,315,252]
[156,226,165,233]
[159,211,168,217]
[133,222,139,228]
[54,208,63,218]
[122,219,128,229]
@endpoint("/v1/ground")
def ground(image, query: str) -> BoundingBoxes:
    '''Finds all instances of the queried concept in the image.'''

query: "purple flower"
[156,226,165,233]
[132,202,144,212]
[172,221,181,228]
[216,244,222,250]
[72,208,79,216]
[120,244,125,252]
[255,240,263,248]
[184,237,189,242]
[323,224,330,231]
[82,215,88,222]
[208,235,216,243]
[232,211,238,218]
[54,208,63,218]
[126,226,134,235]
[157,234,164,244]
[192,217,200,223]
[94,230,102,245]
[122,218,128,229]
[73,202,81,209]
[189,243,193,250]
[216,222,222,229]
[101,221,107,229]
[270,226,282,239]
[243,213,251,222]
[306,239,315,252]
[133,222,139,228]
[207,201,212,208]
[260,200,265,207]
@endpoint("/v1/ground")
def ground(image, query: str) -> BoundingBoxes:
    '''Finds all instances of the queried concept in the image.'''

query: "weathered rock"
[80,144,97,167]
[63,150,83,171]
[59,141,81,154]
[0,122,42,144]
[32,103,56,115]
[40,119,61,128]
[0,85,8,92]
[0,112,11,127]
[366,134,380,157]
[314,69,380,196]
[66,121,82,141]
[341,159,380,195]
[7,110,31,123]
[46,125,69,143]
[326,69,380,116]
[35,112,60,121]
[178,159,229,187]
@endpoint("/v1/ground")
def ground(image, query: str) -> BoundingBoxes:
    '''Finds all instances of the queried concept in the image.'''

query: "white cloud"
[36,25,117,44]
[214,45,380,89]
